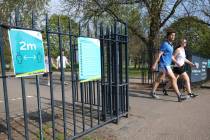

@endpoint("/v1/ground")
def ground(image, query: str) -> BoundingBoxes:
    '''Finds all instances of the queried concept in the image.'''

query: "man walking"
[163,38,198,98]
[150,29,187,102]
[56,49,70,84]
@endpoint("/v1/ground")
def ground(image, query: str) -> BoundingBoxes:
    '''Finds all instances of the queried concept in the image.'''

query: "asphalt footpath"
[80,78,210,140]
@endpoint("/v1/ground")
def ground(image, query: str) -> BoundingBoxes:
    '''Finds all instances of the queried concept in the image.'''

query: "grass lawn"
[128,66,148,78]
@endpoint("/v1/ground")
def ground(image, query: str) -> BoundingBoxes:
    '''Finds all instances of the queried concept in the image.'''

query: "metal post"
[15,10,29,140]
[57,16,67,140]
[106,26,113,118]
[35,76,43,140]
[0,24,12,140]
[125,22,129,115]
[46,14,56,140]
[71,21,80,136]
[114,21,120,123]
[100,22,106,121]
[89,81,93,127]
[97,81,100,125]
[15,8,19,26]
[80,83,85,131]
[87,22,90,36]
[32,11,43,140]
[119,26,123,114]
[21,77,29,140]
[94,20,97,38]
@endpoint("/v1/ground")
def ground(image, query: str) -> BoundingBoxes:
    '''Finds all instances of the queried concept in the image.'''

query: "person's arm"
[65,57,70,65]
[45,56,48,72]
[172,48,181,67]
[185,59,195,67]
[51,58,56,68]
[56,57,59,69]
[151,51,164,71]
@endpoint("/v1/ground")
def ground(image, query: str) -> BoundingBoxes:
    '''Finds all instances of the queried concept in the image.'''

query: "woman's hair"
[174,38,186,50]
[179,38,187,46]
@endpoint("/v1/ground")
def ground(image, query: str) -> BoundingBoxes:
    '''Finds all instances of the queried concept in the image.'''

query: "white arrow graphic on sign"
[24,55,36,60]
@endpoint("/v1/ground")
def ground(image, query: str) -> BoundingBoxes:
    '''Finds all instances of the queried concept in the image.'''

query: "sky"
[48,0,63,15]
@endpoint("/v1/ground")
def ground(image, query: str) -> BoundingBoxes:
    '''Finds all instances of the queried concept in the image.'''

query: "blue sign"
[191,55,208,82]
[8,29,45,77]
[208,59,210,68]
[78,37,101,82]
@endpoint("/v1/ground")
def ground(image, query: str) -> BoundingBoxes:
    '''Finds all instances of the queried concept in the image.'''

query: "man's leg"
[163,74,179,95]
[166,68,179,95]
[151,72,165,99]
[47,73,50,86]
[166,68,186,102]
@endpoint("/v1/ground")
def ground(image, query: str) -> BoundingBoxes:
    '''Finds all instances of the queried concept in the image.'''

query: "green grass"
[128,66,148,78]
[83,136,94,140]
[128,68,141,78]
[56,132,64,140]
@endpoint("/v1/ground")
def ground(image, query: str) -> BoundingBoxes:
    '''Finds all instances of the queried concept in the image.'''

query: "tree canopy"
[61,0,187,69]
[170,16,210,57]
[47,14,79,58]
[0,0,49,24]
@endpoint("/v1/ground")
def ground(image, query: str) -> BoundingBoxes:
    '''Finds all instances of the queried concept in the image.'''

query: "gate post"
[113,21,120,123]
[0,22,12,140]
[14,9,30,139]
[125,22,129,116]
[100,22,107,121]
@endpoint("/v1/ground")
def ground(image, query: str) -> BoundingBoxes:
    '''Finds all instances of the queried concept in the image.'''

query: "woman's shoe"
[188,93,198,98]
[163,89,168,96]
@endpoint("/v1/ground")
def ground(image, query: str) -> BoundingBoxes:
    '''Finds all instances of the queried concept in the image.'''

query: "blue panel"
[191,55,208,82]
[8,29,45,77]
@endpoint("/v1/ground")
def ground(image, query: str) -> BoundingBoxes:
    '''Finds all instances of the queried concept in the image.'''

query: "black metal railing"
[0,10,128,140]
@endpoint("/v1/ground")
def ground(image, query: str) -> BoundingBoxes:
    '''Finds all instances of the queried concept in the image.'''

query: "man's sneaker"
[178,94,187,102]
[188,93,198,98]
[185,95,191,99]
[163,89,168,96]
[150,92,160,99]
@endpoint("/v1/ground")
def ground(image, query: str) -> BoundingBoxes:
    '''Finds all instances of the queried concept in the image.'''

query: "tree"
[169,16,210,57]
[47,14,79,58]
[62,0,185,75]
[0,0,49,23]
[183,0,210,26]
[188,0,210,26]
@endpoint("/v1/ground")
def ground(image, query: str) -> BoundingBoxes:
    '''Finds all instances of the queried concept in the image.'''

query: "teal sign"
[207,59,210,68]
[78,37,101,82]
[8,29,45,77]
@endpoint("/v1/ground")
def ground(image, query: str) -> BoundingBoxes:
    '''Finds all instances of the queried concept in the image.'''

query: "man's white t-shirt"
[56,56,68,68]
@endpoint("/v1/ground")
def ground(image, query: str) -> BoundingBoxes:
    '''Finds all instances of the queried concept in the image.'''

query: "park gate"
[0,11,128,140]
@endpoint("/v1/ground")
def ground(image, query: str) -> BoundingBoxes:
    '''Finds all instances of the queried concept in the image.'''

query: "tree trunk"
[147,12,161,79]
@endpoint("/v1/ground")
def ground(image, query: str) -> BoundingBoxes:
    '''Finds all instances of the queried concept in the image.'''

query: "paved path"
[80,80,210,140]
[1,75,210,140]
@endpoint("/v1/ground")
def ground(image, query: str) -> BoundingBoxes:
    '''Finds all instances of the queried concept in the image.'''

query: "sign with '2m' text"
[8,29,45,77]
